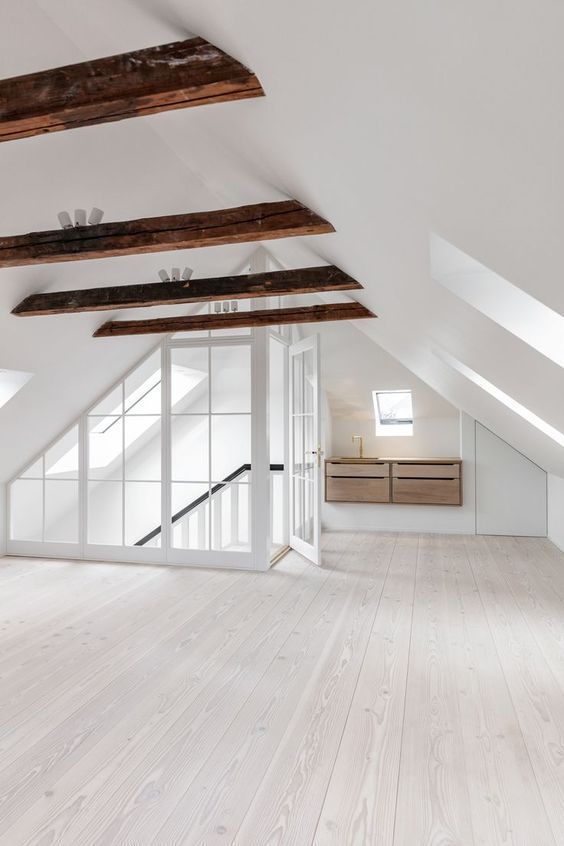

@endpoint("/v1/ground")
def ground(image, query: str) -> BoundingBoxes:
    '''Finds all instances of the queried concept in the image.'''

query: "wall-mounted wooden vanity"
[325,458,462,506]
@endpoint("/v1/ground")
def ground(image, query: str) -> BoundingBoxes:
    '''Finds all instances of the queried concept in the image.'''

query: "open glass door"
[289,335,322,565]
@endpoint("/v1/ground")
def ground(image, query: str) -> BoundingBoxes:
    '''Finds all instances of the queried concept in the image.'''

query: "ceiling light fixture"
[57,207,105,229]
[88,207,104,225]
[57,211,73,230]
[158,267,193,284]
[74,209,87,227]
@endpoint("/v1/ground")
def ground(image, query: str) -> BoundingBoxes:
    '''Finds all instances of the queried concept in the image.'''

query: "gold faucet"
[352,434,364,458]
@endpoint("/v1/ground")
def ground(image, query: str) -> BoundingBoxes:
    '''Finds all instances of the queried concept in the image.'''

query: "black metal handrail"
[135,463,284,547]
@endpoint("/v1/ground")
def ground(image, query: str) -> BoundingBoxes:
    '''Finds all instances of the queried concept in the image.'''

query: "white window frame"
[6,331,289,571]
[373,389,414,437]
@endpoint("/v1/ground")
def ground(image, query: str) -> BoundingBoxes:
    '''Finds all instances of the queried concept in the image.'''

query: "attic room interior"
[1,3,564,845]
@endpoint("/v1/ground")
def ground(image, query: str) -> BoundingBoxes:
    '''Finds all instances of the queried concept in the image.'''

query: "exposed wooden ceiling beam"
[0,37,264,143]
[94,302,375,337]
[0,201,334,268]
[13,266,360,316]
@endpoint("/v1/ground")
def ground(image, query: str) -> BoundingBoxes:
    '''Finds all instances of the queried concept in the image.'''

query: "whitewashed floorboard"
[0,533,562,846]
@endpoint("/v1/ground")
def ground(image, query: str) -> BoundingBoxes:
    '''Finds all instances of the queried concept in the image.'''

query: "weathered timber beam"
[94,302,376,337]
[0,37,264,142]
[0,201,334,268]
[13,266,360,316]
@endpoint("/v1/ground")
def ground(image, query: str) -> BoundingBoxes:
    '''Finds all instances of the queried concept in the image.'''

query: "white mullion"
[198,507,206,549]
[208,343,212,551]
[251,328,269,568]
[121,380,125,547]
[289,347,294,542]
[213,491,222,549]
[301,354,306,539]
[231,483,240,547]
[282,341,289,547]
[162,341,170,558]
[79,415,87,554]
[41,455,46,543]
[269,473,273,546]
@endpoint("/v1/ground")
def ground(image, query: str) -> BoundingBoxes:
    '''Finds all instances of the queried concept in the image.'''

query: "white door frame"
[289,334,322,565]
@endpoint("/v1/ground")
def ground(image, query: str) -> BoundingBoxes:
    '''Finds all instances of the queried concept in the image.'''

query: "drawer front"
[392,478,461,505]
[392,463,460,479]
[326,476,390,503]
[326,462,389,478]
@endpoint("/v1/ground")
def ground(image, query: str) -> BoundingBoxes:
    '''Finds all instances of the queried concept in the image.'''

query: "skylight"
[431,234,564,368]
[373,390,413,437]
[47,361,208,476]
[0,369,32,410]
[436,349,564,447]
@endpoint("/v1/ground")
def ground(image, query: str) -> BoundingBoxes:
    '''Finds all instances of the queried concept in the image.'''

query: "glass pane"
[211,415,251,481]
[89,384,122,416]
[21,457,43,479]
[88,481,122,545]
[45,481,78,543]
[170,347,208,413]
[124,416,161,481]
[125,351,161,415]
[292,352,303,414]
[88,417,123,480]
[212,484,251,551]
[211,345,251,413]
[171,483,209,549]
[271,471,285,555]
[269,337,286,466]
[304,414,315,479]
[293,416,304,477]
[304,348,315,414]
[303,479,314,544]
[293,477,304,540]
[10,479,42,541]
[45,426,79,479]
[375,390,413,424]
[171,415,209,481]
[125,482,161,547]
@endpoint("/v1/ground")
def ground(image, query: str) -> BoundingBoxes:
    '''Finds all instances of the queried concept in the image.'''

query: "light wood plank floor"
[0,533,563,845]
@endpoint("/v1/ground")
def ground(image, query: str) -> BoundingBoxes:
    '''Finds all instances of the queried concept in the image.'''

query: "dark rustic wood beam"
[0,37,264,142]
[0,201,334,268]
[94,302,376,337]
[13,266,360,316]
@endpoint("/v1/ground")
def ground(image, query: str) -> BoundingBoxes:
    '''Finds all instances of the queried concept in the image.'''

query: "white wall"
[548,474,564,551]
[0,483,5,555]
[316,320,460,460]
[322,411,475,534]
[331,416,460,461]
[312,317,475,533]
[475,422,547,537]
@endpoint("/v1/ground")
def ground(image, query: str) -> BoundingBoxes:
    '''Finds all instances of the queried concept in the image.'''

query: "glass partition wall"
[7,328,289,570]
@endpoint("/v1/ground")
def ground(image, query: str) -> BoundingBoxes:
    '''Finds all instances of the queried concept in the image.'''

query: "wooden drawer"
[326,476,390,503]
[392,478,461,505]
[392,462,460,479]
[326,462,389,478]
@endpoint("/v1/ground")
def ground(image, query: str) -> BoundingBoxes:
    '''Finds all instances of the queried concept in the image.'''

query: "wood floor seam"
[1,534,563,845]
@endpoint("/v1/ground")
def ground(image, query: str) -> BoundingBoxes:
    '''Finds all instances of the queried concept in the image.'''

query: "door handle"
[307,446,324,467]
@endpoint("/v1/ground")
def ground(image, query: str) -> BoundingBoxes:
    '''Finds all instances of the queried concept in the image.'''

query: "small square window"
[373,390,413,437]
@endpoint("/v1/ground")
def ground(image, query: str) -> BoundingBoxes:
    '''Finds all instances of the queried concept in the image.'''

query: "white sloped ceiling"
[0,0,563,482]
